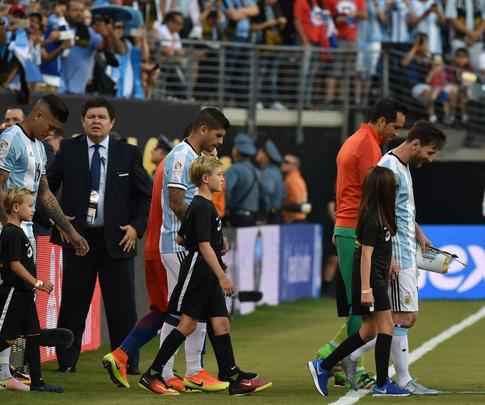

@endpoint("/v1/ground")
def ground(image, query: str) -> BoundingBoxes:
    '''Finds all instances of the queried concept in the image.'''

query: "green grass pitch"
[3,299,485,404]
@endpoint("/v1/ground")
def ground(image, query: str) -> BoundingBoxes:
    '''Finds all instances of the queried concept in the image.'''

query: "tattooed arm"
[38,175,90,255]
[0,170,10,225]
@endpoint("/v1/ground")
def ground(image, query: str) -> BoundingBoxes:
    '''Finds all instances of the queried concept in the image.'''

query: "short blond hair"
[4,188,34,214]
[190,155,223,187]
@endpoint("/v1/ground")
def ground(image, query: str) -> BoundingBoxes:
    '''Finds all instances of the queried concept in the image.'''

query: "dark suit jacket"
[47,134,152,259]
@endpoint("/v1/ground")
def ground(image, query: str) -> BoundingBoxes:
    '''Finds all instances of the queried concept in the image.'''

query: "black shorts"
[352,268,391,316]
[0,287,40,341]
[169,252,228,322]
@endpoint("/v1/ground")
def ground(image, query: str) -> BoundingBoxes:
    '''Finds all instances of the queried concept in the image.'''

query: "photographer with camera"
[59,0,124,95]
[0,5,43,101]
[408,0,445,55]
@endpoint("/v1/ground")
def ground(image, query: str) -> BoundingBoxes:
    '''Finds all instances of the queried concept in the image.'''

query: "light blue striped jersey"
[378,152,416,270]
[358,0,384,45]
[0,125,47,206]
[160,140,199,254]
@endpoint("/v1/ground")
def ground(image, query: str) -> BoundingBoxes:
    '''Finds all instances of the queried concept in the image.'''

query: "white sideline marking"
[329,305,485,405]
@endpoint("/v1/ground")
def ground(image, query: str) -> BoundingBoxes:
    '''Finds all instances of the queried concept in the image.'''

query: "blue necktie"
[90,144,101,191]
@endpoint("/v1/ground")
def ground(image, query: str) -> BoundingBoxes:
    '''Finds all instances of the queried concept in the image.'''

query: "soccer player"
[0,188,73,393]
[1,107,25,130]
[317,98,406,388]
[103,136,173,388]
[346,121,447,394]
[0,95,89,390]
[308,167,410,397]
[159,108,230,391]
[378,121,446,394]
[140,155,272,396]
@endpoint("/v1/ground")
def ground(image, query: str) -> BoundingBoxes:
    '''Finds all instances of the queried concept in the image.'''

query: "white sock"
[350,337,377,362]
[159,323,176,380]
[391,327,412,387]
[0,348,12,380]
[184,322,206,377]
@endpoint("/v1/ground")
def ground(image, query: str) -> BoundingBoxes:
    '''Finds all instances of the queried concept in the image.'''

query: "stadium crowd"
[1,0,485,120]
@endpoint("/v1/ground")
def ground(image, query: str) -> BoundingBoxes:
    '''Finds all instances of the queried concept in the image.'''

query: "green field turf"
[3,299,485,405]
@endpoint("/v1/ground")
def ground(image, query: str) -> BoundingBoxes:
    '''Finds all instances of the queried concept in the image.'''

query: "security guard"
[225,134,260,227]
[256,140,284,224]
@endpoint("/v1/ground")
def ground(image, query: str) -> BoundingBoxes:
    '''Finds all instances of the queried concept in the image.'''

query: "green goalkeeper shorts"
[334,227,356,317]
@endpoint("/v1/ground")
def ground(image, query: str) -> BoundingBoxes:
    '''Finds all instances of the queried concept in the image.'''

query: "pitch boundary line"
[329,305,485,405]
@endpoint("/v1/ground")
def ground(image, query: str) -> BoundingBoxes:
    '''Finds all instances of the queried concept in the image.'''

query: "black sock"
[375,333,393,387]
[150,329,186,374]
[210,333,237,378]
[25,339,42,386]
[321,333,365,371]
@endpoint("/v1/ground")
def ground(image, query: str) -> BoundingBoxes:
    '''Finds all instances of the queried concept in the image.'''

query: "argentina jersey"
[378,152,417,270]
[0,125,47,205]
[160,140,199,254]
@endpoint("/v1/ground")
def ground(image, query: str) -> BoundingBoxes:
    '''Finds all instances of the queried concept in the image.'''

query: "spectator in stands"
[293,0,337,107]
[256,139,284,224]
[445,0,485,70]
[200,0,227,40]
[0,5,43,98]
[107,21,145,99]
[402,32,437,120]
[425,53,456,124]
[158,11,187,98]
[41,11,70,92]
[162,0,202,38]
[447,47,474,123]
[251,0,287,110]
[382,0,411,46]
[281,154,311,223]
[223,0,259,104]
[326,0,367,104]
[225,134,260,227]
[356,0,385,105]
[408,0,445,55]
[60,0,122,94]
[1,106,24,130]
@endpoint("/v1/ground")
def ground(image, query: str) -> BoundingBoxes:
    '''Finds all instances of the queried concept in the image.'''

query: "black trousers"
[56,228,137,369]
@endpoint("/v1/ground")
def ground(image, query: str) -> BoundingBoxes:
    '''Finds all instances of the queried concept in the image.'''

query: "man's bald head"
[3,107,25,128]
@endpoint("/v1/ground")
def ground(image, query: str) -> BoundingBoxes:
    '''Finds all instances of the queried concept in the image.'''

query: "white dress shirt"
[87,136,109,227]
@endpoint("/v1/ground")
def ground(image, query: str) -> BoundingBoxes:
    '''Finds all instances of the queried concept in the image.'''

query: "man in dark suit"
[48,97,152,372]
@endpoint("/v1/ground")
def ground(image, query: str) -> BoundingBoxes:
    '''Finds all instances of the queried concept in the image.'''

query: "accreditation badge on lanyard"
[87,190,100,225]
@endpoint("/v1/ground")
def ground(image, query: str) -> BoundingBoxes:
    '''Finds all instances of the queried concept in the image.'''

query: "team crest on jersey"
[0,140,9,159]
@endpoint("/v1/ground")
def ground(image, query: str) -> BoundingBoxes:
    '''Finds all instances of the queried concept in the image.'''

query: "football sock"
[321,333,365,372]
[346,314,362,337]
[391,326,412,387]
[120,310,165,358]
[25,340,42,386]
[150,329,186,374]
[375,334,392,387]
[350,337,376,362]
[185,322,206,376]
[209,334,236,378]
[0,347,12,380]
[159,322,177,380]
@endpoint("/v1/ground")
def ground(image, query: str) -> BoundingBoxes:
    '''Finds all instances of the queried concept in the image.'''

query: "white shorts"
[160,251,188,297]
[356,42,381,77]
[389,268,419,313]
